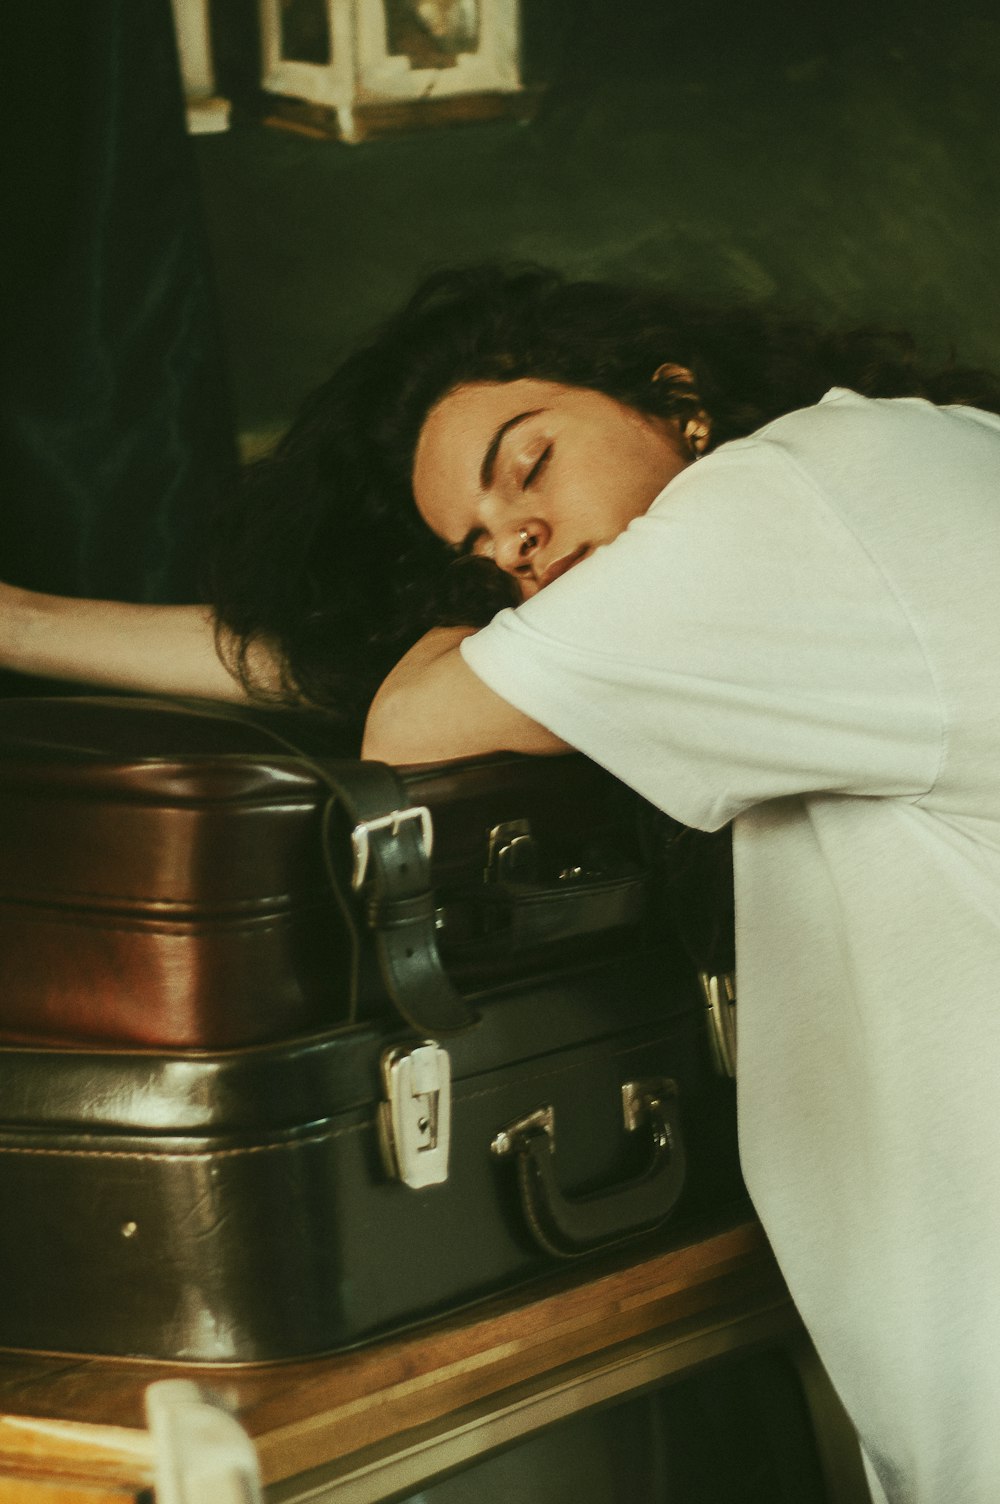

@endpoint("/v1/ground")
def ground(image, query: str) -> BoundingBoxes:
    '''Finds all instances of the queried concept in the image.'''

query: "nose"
[493,517,551,578]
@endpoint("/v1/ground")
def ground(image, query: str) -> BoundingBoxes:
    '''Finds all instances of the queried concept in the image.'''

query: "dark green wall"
[194,0,1000,443]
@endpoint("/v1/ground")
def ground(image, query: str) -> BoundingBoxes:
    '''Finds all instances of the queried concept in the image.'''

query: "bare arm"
[362,627,569,763]
[0,582,282,701]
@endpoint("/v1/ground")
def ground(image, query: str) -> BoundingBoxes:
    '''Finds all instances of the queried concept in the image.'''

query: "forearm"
[362,627,568,763]
[1,583,274,701]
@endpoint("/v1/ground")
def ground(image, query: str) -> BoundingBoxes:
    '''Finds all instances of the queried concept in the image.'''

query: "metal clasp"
[490,1104,554,1158]
[699,971,737,1078]
[621,1077,676,1132]
[377,1041,451,1189]
[485,818,539,883]
[351,805,433,891]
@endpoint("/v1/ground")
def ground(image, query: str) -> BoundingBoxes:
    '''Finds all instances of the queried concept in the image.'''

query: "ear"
[651,362,698,390]
[652,365,712,455]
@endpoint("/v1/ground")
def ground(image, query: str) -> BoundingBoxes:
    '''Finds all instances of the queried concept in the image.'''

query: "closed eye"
[524,444,552,489]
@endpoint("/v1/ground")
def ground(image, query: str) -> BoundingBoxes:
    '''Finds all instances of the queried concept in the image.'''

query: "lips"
[538,546,589,590]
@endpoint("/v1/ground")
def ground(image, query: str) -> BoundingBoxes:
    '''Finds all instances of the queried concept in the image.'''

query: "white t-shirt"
[462,388,1000,1504]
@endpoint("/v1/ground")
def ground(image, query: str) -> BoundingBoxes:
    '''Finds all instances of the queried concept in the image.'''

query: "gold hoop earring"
[683,418,711,458]
[651,364,710,457]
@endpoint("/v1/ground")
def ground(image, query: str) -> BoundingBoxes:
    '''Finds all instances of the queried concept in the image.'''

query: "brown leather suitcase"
[0,695,743,1362]
[0,695,664,1049]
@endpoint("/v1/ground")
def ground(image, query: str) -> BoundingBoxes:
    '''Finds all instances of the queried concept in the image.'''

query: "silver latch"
[351,805,433,891]
[699,971,737,1078]
[485,818,539,883]
[377,1041,451,1189]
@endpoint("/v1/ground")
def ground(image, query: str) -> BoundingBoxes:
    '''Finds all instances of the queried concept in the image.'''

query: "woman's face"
[412,378,692,599]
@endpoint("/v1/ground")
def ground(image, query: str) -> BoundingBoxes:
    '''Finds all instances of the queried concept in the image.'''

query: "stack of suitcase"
[0,695,744,1363]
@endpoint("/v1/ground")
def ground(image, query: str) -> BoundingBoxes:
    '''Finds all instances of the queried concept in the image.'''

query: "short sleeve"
[460,437,942,830]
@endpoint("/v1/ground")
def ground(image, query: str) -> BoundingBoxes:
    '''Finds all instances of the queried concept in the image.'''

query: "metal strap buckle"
[351,805,434,891]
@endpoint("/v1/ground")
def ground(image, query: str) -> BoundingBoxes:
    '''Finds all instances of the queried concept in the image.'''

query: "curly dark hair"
[209,264,1000,713]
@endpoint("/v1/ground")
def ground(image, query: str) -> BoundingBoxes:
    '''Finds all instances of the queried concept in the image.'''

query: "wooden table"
[0,1218,868,1504]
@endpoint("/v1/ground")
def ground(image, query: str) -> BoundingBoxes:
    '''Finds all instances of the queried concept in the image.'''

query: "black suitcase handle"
[491,1078,686,1258]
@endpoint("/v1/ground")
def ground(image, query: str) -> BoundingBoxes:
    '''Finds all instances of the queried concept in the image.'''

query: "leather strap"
[315,759,478,1035]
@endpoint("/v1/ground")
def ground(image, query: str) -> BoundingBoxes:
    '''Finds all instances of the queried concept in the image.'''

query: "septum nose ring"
[519,527,537,550]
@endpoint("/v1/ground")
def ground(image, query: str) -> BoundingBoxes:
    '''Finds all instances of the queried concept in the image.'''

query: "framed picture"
[260,0,526,141]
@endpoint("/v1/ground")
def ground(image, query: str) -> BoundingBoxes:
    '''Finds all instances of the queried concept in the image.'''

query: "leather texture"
[501,1082,687,1258]
[313,757,477,1036]
[0,696,661,1047]
[0,949,745,1363]
[0,694,743,1362]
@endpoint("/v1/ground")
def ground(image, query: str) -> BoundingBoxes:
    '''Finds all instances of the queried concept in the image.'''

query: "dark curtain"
[0,1,236,623]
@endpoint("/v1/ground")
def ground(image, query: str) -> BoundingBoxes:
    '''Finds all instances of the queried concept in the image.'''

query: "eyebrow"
[479,408,544,490]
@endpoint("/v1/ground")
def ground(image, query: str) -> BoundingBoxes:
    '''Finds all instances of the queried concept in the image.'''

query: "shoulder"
[752,386,1000,440]
[739,387,1000,472]
[651,388,1000,526]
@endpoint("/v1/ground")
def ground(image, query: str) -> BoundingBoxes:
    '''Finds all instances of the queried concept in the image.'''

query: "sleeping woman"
[4,264,1000,1504]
